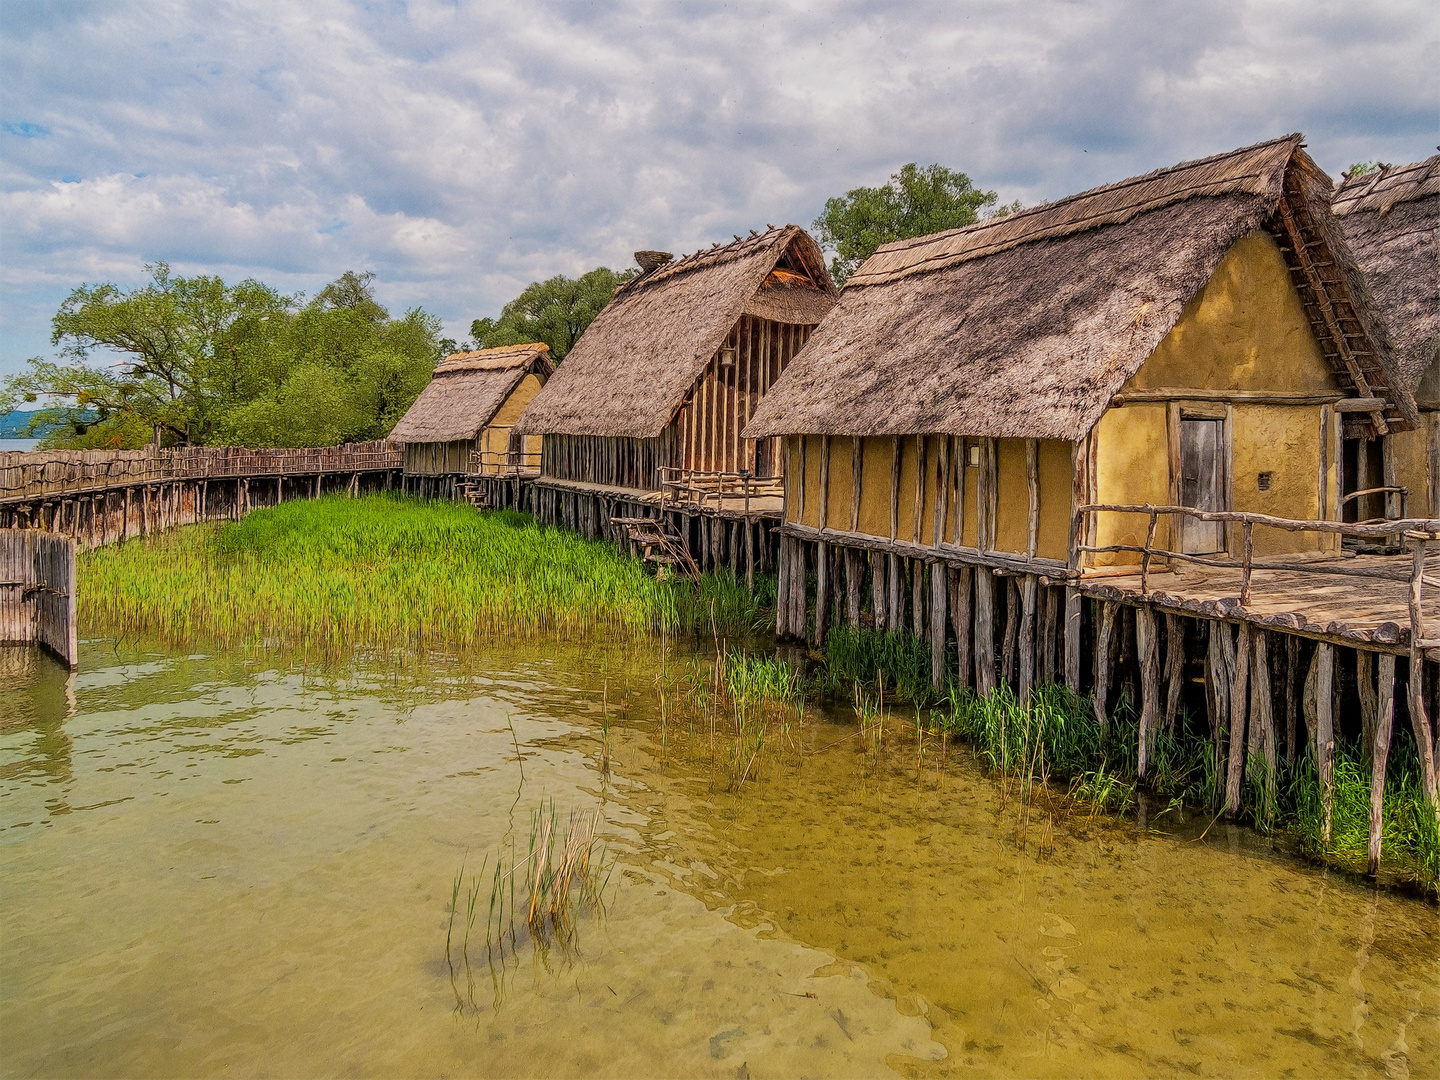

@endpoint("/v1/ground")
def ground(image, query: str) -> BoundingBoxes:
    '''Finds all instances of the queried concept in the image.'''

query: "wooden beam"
[912,557,925,638]
[871,550,887,632]
[1064,587,1083,692]
[1313,642,1336,843]
[1369,653,1395,875]
[814,540,829,647]
[912,435,926,544]
[975,567,996,696]
[851,436,862,533]
[1136,605,1160,779]
[819,435,831,533]
[1163,613,1184,733]
[1249,630,1276,824]
[931,561,948,692]
[951,565,973,689]
[1018,573,1038,701]
[798,435,808,525]
[1092,600,1117,727]
[1002,576,1020,689]
[845,547,862,626]
[1223,622,1251,816]
[776,535,791,638]
[1026,439,1040,559]
[890,436,901,543]
[934,436,949,549]
[1113,388,1374,407]
[977,439,991,553]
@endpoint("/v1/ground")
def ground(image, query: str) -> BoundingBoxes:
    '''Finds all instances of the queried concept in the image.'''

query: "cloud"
[1,0,1436,374]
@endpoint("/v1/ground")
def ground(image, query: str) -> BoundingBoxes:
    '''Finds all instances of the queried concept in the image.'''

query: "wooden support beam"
[1018,574,1038,701]
[790,539,808,641]
[912,557,925,638]
[1224,623,1251,817]
[776,535,791,638]
[1357,649,1378,766]
[1370,653,1396,875]
[931,562,948,692]
[1136,605,1159,779]
[1064,587,1083,693]
[890,436,901,543]
[951,565,973,689]
[1026,439,1040,558]
[814,540,830,647]
[1040,585,1057,685]
[888,552,904,634]
[845,547,862,626]
[851,436,863,533]
[1248,630,1276,823]
[1310,642,1336,844]
[975,567,996,696]
[1285,635,1299,762]
[1092,601,1117,727]
[819,436,831,532]
[934,436,949,548]
[1001,576,1021,689]
[912,436,926,544]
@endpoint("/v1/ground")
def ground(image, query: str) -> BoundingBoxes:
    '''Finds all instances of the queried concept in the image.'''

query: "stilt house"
[1332,156,1440,524]
[745,133,1423,775]
[389,344,553,490]
[512,227,836,494]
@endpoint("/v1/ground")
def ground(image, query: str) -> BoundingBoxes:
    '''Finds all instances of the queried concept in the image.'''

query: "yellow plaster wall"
[958,443,979,547]
[1127,231,1339,394]
[823,436,855,531]
[800,436,824,528]
[1388,420,1433,519]
[896,437,920,542]
[1038,440,1073,561]
[1231,404,1321,554]
[994,439,1029,553]
[1092,404,1169,565]
[857,438,895,536]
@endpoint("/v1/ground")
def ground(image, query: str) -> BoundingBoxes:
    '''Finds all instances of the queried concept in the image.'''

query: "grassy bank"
[80,496,769,654]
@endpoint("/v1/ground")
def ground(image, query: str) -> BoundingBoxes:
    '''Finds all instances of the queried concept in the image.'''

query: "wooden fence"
[0,530,77,668]
[0,442,400,504]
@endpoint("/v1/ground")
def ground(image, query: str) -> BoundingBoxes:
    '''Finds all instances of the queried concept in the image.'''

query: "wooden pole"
[775,535,790,638]
[1407,537,1439,810]
[1163,613,1184,733]
[1250,630,1276,823]
[1136,605,1159,779]
[1092,601,1116,728]
[1040,585,1057,686]
[814,540,830,647]
[950,565,973,690]
[1001,576,1019,688]
[1224,623,1251,817]
[1018,574,1038,702]
[871,551,886,632]
[971,568,994,695]
[1312,642,1336,844]
[790,540,807,642]
[846,547,862,627]
[888,552,903,634]
[1357,649,1378,767]
[1064,587,1082,692]
[931,561,948,693]
[1285,635,1300,762]
[911,557,925,638]
[1369,653,1395,875]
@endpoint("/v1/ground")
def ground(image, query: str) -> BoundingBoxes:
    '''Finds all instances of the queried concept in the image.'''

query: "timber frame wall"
[540,315,815,493]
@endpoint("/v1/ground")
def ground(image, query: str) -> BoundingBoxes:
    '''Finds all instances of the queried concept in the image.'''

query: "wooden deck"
[531,476,784,520]
[1079,551,1440,657]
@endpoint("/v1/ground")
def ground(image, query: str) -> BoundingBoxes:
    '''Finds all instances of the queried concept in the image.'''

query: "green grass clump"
[823,625,937,704]
[81,496,690,653]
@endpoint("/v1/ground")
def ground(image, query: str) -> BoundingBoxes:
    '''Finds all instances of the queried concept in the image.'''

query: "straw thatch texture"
[514,227,835,439]
[747,136,1410,441]
[389,344,553,444]
[1334,156,1440,390]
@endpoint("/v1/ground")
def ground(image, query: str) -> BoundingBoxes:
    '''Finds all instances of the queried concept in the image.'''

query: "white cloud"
[1,0,1436,372]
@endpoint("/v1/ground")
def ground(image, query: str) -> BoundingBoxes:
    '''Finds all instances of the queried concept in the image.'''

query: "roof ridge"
[616,225,797,295]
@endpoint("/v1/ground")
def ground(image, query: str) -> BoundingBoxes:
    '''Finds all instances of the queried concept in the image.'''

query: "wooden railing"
[0,442,401,503]
[657,467,783,514]
[471,429,540,475]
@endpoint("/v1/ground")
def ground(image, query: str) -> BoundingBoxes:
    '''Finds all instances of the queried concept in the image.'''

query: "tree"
[471,266,635,361]
[2,266,450,450]
[812,163,1014,285]
[1,263,291,446]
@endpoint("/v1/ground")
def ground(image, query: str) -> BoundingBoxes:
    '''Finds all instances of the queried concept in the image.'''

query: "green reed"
[79,496,765,654]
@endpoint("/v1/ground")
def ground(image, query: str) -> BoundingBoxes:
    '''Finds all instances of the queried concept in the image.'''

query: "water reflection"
[0,640,1435,1078]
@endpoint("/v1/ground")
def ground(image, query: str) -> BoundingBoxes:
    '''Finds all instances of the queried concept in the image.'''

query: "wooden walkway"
[531,475,784,520]
[1080,551,1440,658]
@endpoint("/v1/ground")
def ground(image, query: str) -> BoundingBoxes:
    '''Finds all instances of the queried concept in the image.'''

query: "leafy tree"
[812,163,1014,285]
[1344,161,1386,180]
[2,266,450,450]
[471,266,635,361]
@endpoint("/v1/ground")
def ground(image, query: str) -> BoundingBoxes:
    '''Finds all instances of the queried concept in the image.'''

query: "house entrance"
[1179,418,1226,554]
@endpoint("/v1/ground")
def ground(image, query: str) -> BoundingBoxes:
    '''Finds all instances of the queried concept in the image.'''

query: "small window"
[1257,472,1273,492]
[968,445,981,467]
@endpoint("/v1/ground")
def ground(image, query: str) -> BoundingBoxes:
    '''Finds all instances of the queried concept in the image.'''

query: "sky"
[1,0,1437,380]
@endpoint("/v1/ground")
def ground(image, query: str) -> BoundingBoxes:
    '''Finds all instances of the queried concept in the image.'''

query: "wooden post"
[1356,649,1378,767]
[912,436,925,544]
[889,436,900,543]
[1136,605,1159,779]
[745,518,755,592]
[1312,642,1336,844]
[1064,587,1082,693]
[776,535,790,638]
[1018,574,1038,702]
[1284,635,1299,762]
[790,540,808,642]
[1224,623,1251,817]
[975,568,996,696]
[928,563,946,691]
[1092,601,1117,727]
[845,547,862,626]
[851,436,863,533]
[1407,537,1439,810]
[912,557,925,638]
[1249,631,1276,822]
[1369,653,1396,875]
[1040,586,1057,686]
[1001,576,1020,689]
[871,551,886,632]
[1163,614,1184,733]
[888,552,903,633]
[1026,439,1040,558]
[950,565,973,689]
[818,436,831,533]
[814,540,830,647]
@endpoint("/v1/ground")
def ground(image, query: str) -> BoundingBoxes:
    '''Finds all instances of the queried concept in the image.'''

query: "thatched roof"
[1333,156,1440,390]
[389,344,553,444]
[746,135,1413,443]
[513,226,836,439]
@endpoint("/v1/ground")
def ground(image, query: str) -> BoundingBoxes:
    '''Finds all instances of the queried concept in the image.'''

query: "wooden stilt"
[975,568,996,696]
[888,553,903,634]
[814,540,830,647]
[871,551,886,632]
[911,558,925,638]
[1285,635,1299,762]
[1369,653,1396,875]
[1357,649,1378,766]
[950,566,973,690]
[775,536,791,638]
[1092,601,1117,728]
[1249,631,1276,822]
[845,548,862,626]
[1136,605,1159,779]
[745,519,755,591]
[1064,587,1082,693]
[930,562,948,693]
[1224,623,1251,817]
[1001,576,1019,689]
[1040,586,1057,686]
[1160,613,1185,734]
[790,540,807,642]
[1018,574,1038,702]
[1312,642,1336,844]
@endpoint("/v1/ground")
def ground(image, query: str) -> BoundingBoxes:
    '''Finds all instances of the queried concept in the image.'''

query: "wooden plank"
[1018,574,1038,700]
[851,436,863,533]
[1026,439,1040,558]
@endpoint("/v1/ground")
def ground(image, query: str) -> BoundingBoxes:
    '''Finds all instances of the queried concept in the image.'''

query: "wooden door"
[1179,418,1225,554]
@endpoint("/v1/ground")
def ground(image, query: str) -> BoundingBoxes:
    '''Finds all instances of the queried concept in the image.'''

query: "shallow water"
[1,640,1436,1078]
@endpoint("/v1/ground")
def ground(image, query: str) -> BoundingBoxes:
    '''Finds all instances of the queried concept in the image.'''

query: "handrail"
[1072,502,1440,619]
[656,466,783,514]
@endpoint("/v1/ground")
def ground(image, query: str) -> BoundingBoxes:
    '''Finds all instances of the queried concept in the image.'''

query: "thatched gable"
[1333,155,1440,390]
[514,226,835,439]
[389,344,553,444]
[746,136,1413,443]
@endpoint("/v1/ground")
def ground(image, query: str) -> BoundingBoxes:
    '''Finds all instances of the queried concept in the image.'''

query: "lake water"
[0,438,40,452]
[1,639,1436,1077]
